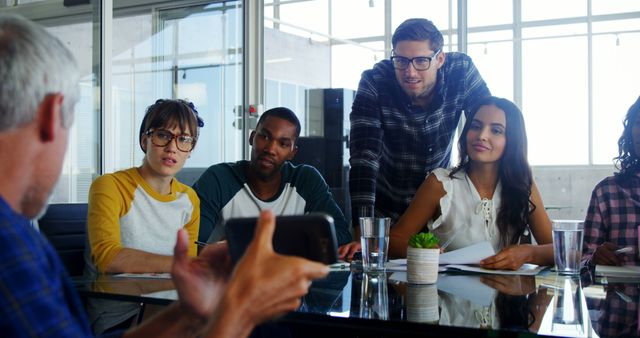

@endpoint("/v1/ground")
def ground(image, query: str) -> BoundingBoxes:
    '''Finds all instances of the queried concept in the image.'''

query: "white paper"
[386,240,495,268]
[439,241,495,265]
[595,265,640,277]
[113,272,172,279]
[387,259,545,276]
[440,263,545,276]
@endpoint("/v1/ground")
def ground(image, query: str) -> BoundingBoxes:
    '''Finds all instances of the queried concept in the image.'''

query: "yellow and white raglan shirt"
[85,167,199,274]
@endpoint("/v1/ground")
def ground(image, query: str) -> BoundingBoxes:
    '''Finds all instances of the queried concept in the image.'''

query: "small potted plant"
[406,232,440,284]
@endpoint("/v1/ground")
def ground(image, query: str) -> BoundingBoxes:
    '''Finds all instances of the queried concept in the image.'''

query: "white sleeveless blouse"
[427,168,503,253]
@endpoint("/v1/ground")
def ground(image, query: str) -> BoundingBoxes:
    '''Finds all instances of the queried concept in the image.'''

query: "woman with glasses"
[86,99,204,277]
[388,96,554,270]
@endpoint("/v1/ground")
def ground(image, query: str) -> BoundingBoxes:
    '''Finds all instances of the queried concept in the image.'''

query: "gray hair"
[0,14,79,131]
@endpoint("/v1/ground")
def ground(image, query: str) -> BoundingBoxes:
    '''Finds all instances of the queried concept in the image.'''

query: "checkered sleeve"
[582,181,608,266]
[349,70,383,227]
[0,218,93,337]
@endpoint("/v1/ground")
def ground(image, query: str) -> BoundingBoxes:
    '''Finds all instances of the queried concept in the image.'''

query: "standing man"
[194,107,351,246]
[0,13,327,338]
[340,18,490,258]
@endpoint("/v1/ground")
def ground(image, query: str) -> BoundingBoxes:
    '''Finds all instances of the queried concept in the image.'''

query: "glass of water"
[552,220,584,275]
[359,217,391,271]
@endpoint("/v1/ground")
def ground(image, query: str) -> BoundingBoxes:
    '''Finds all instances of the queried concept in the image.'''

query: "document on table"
[113,273,172,279]
[439,263,545,276]
[439,241,494,265]
[387,241,494,268]
[386,241,546,276]
[595,265,640,278]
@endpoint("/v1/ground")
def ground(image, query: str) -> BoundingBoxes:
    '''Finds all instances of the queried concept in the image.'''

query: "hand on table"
[592,242,623,266]
[479,275,536,296]
[480,245,531,271]
[338,241,361,261]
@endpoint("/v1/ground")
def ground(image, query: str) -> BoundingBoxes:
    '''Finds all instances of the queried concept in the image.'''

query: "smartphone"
[224,213,338,265]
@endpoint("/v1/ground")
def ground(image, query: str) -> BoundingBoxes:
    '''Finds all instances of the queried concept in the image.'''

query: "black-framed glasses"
[390,49,441,71]
[145,129,196,152]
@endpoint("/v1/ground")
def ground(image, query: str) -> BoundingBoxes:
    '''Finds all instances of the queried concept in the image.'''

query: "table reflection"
[537,275,595,337]
[75,268,640,337]
[359,271,389,320]
[587,283,639,338]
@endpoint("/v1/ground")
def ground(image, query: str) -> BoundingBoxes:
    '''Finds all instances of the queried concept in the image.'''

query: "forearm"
[123,302,206,338]
[203,295,255,338]
[106,248,173,273]
[388,231,410,258]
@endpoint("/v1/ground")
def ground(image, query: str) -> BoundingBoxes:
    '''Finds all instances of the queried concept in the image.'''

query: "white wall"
[533,165,616,221]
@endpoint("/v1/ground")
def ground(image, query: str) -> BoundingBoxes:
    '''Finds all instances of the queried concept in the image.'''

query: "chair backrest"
[38,203,88,277]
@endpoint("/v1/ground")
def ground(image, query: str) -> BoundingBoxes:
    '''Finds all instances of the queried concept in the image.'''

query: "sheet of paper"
[386,240,495,269]
[113,272,172,279]
[439,241,495,265]
[441,263,545,276]
[595,265,640,277]
[386,259,407,271]
[142,289,178,300]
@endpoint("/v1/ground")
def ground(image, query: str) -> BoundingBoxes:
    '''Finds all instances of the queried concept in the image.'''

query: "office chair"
[37,203,88,277]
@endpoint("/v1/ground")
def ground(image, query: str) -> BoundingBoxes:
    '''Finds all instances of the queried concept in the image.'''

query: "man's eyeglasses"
[390,49,441,71]
[145,129,196,152]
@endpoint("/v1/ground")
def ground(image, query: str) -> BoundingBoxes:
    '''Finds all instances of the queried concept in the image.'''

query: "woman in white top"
[388,96,553,270]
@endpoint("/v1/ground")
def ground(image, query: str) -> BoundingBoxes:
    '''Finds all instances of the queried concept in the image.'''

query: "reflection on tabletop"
[586,283,639,338]
[298,269,628,337]
[76,269,640,337]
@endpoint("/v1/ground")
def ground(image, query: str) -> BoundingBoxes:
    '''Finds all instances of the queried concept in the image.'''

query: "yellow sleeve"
[87,174,130,272]
[184,188,200,257]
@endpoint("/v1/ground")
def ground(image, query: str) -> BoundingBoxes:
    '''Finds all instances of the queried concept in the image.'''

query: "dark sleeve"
[0,230,93,337]
[461,54,491,117]
[349,70,383,228]
[299,166,352,246]
[582,181,608,266]
[192,167,223,242]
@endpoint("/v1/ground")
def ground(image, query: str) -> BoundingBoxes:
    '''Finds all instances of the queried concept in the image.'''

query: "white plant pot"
[406,247,439,284]
[406,284,439,323]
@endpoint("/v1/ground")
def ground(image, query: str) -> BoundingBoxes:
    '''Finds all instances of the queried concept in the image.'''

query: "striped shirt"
[583,173,640,266]
[349,52,490,226]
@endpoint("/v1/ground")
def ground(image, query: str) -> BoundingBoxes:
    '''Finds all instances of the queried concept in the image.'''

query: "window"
[1,0,245,203]
[111,2,244,171]
[6,4,101,203]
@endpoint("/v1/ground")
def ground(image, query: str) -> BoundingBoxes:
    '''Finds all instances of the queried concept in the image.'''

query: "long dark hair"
[451,96,533,248]
[614,96,640,181]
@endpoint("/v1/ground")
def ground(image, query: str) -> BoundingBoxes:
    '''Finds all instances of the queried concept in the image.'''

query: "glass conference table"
[74,265,638,338]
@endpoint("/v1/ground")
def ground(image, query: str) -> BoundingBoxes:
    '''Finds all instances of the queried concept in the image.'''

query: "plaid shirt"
[587,284,638,338]
[349,52,490,226]
[583,174,640,266]
[0,197,98,338]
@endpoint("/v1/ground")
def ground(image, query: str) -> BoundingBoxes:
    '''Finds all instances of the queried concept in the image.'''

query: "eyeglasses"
[390,49,441,71]
[145,129,196,152]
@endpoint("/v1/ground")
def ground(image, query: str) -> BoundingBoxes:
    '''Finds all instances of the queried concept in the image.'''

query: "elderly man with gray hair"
[0,14,327,338]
